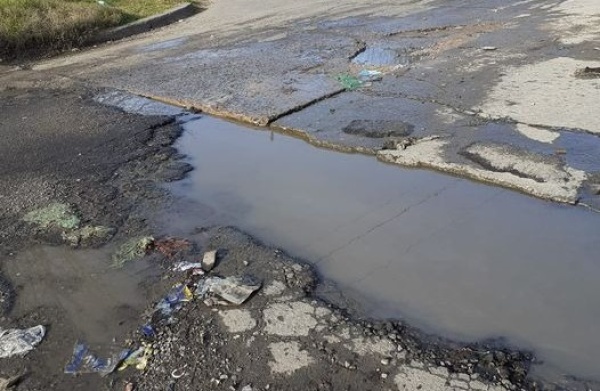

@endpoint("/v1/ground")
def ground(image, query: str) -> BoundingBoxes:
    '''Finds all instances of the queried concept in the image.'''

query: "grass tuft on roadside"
[0,0,184,60]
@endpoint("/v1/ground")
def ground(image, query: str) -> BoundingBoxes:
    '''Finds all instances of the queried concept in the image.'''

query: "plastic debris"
[0,325,45,358]
[125,383,135,391]
[64,342,128,375]
[357,69,383,82]
[112,237,154,268]
[154,283,194,318]
[118,343,152,371]
[482,46,497,51]
[154,238,191,259]
[140,324,155,338]
[202,250,217,271]
[173,262,203,272]
[197,276,261,305]
[171,368,185,379]
[336,74,363,90]
[23,203,80,230]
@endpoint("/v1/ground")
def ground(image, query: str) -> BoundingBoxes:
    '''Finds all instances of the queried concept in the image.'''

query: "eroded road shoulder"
[130,227,532,391]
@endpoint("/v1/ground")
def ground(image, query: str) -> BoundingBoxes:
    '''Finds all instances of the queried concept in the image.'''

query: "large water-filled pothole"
[165,115,600,382]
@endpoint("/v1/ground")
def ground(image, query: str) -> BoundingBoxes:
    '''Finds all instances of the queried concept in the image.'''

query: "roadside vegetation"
[0,0,183,60]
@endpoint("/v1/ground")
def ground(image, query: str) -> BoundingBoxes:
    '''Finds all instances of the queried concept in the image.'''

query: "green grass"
[0,0,185,60]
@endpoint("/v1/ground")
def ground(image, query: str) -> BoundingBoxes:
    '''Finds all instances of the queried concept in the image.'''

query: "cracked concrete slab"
[273,91,474,152]
[76,33,361,125]
[379,138,586,203]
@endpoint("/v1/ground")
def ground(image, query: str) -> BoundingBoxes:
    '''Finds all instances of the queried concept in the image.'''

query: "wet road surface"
[164,116,600,381]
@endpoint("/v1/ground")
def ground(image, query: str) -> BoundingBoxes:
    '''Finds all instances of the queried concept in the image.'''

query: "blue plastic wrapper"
[64,342,129,375]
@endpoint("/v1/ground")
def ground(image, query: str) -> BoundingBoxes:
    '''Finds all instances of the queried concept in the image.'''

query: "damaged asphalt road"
[0,85,540,391]
[22,0,600,208]
[0,0,599,390]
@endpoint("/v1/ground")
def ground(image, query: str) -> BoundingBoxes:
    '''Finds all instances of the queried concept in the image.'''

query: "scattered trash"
[481,46,497,51]
[112,236,154,268]
[64,342,127,375]
[336,74,363,90]
[241,385,253,391]
[575,66,600,79]
[171,368,185,379]
[0,375,20,391]
[154,238,191,259]
[140,324,155,338]
[154,283,194,318]
[23,203,80,230]
[125,382,135,391]
[202,250,217,271]
[357,69,383,82]
[118,344,153,371]
[197,276,261,305]
[173,262,203,272]
[0,325,45,358]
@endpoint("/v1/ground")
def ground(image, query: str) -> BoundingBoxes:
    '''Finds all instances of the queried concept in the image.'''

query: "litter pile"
[64,237,262,379]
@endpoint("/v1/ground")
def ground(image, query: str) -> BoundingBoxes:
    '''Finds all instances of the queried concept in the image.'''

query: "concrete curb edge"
[89,3,201,45]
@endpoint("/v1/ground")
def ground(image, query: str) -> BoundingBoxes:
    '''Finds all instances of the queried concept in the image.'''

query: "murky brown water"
[4,246,161,349]
[166,116,600,381]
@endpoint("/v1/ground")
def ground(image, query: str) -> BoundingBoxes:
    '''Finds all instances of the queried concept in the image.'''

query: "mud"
[0,86,190,390]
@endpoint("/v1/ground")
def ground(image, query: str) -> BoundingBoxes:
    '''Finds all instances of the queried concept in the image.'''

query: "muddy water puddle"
[165,116,600,382]
[4,246,161,350]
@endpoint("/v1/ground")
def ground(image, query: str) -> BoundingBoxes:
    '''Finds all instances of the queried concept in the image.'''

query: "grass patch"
[0,0,185,60]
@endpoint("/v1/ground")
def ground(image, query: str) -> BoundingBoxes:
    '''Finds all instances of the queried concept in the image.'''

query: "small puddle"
[166,116,600,382]
[352,46,412,67]
[4,246,161,348]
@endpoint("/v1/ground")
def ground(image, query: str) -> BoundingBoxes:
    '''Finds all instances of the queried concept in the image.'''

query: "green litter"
[112,236,154,268]
[23,203,81,230]
[336,74,363,90]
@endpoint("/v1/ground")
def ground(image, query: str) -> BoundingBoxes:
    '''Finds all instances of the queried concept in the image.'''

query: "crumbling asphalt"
[0,0,599,390]
[15,0,600,208]
[0,84,554,391]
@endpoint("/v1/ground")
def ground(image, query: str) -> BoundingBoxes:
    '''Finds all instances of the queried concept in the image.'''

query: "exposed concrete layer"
[379,139,586,203]
[478,58,600,134]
